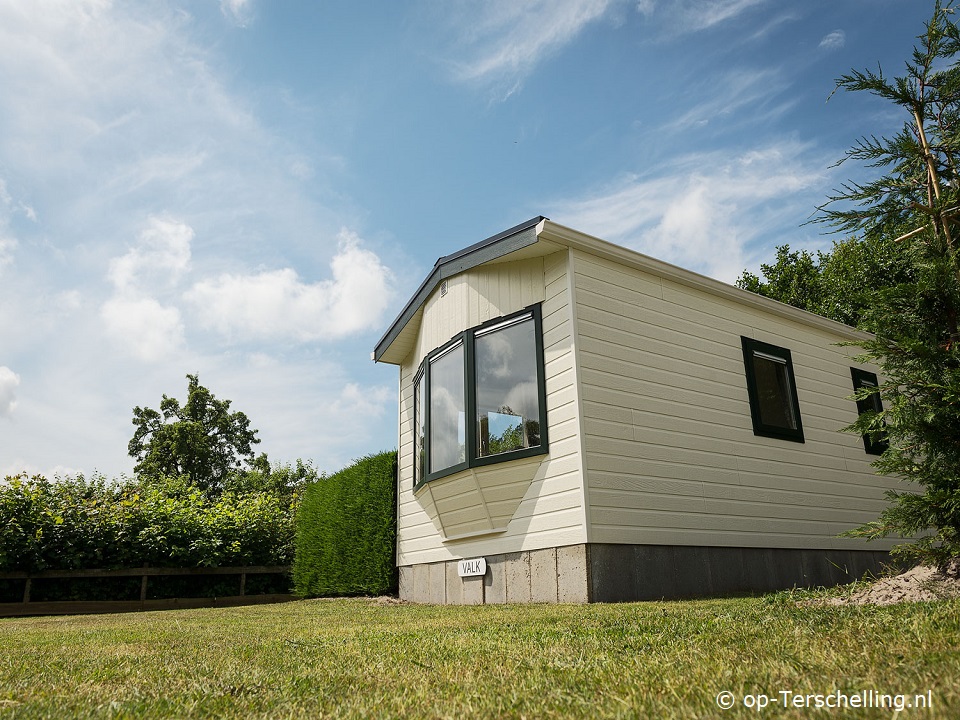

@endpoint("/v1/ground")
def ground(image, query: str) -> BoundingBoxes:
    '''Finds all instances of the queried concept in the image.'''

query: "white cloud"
[100,296,186,362]
[440,0,619,98]
[640,0,767,35]
[0,178,27,274]
[819,30,845,51]
[635,0,655,17]
[100,216,192,361]
[185,230,395,343]
[547,142,826,282]
[0,366,19,417]
[329,383,393,423]
[220,0,254,27]
[673,68,786,131]
[0,235,14,274]
[0,1,388,480]
[108,216,193,293]
[687,0,766,31]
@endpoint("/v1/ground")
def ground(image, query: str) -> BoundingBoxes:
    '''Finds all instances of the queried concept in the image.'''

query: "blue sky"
[0,0,932,479]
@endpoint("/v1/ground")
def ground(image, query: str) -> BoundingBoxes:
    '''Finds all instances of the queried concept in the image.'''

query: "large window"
[851,368,888,455]
[741,336,805,443]
[414,305,548,487]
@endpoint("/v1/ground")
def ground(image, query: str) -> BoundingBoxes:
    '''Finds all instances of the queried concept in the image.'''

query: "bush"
[0,473,297,572]
[293,451,397,597]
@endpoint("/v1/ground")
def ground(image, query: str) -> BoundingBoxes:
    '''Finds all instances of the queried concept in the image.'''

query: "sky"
[0,0,935,480]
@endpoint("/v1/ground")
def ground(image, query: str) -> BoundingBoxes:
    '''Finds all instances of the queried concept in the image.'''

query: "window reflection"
[475,316,541,457]
[428,342,465,473]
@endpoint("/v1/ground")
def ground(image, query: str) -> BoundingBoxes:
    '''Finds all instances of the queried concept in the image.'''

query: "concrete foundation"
[398,543,893,604]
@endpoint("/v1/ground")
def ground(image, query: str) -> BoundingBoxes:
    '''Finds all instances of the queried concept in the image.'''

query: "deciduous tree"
[129,374,261,497]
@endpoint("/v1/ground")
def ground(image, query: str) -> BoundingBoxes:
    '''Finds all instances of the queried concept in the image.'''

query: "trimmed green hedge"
[293,451,397,597]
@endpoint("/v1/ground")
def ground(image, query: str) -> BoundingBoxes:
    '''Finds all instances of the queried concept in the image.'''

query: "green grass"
[1,593,958,719]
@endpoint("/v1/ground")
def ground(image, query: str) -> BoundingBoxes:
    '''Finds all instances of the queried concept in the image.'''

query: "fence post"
[22,578,31,604]
[240,571,246,597]
[140,574,148,603]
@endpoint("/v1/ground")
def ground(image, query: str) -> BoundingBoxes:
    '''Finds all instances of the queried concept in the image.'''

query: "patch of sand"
[825,559,960,606]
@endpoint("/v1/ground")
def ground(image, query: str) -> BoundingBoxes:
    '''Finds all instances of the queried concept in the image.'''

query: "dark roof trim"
[373,216,546,363]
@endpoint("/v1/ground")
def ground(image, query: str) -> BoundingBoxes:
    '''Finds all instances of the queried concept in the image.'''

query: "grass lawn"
[1,591,958,719]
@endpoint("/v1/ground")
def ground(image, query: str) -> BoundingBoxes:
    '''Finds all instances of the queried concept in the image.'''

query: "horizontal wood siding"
[396,251,587,566]
[572,250,897,550]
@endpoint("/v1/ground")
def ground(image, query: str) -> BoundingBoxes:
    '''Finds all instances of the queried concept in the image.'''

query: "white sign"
[457,557,487,577]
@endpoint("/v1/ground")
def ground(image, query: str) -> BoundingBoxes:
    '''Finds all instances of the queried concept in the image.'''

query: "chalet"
[373,217,895,603]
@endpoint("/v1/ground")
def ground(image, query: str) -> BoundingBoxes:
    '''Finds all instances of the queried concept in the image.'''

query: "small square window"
[851,368,888,455]
[741,337,804,443]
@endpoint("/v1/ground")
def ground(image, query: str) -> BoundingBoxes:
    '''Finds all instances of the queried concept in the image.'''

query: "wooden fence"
[0,565,294,617]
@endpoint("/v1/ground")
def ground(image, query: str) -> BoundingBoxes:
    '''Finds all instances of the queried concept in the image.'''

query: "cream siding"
[570,249,897,550]
[395,251,588,566]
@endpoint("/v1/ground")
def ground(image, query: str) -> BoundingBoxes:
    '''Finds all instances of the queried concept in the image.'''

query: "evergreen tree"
[816,1,960,566]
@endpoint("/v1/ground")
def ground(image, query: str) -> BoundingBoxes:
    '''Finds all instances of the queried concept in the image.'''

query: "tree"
[737,245,825,313]
[223,457,319,500]
[736,231,915,331]
[128,374,261,497]
[815,1,960,566]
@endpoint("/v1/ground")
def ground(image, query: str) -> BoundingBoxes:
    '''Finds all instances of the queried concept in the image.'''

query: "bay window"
[413,305,548,488]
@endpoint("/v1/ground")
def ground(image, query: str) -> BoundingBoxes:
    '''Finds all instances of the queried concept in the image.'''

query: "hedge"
[293,450,397,597]
[0,473,297,572]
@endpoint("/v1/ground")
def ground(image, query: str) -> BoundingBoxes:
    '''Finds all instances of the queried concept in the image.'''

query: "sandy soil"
[824,559,960,605]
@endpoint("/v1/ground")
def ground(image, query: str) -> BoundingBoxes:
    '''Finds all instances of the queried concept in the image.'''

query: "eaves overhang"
[373,216,547,365]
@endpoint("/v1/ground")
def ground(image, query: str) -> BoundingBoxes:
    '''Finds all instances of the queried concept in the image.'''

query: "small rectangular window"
[741,336,804,443]
[851,368,888,455]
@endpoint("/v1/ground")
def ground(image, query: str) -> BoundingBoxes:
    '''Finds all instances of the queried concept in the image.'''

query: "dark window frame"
[414,304,548,490]
[412,367,426,487]
[740,336,805,443]
[850,367,888,456]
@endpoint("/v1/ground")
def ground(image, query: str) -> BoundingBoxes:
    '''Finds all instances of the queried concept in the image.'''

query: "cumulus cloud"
[439,0,618,98]
[101,216,192,361]
[819,30,845,50]
[108,216,193,293]
[0,367,19,417]
[185,230,394,342]
[547,142,827,281]
[100,296,186,362]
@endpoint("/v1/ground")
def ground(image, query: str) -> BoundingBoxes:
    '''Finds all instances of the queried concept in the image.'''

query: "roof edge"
[373,216,546,363]
[537,219,873,343]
